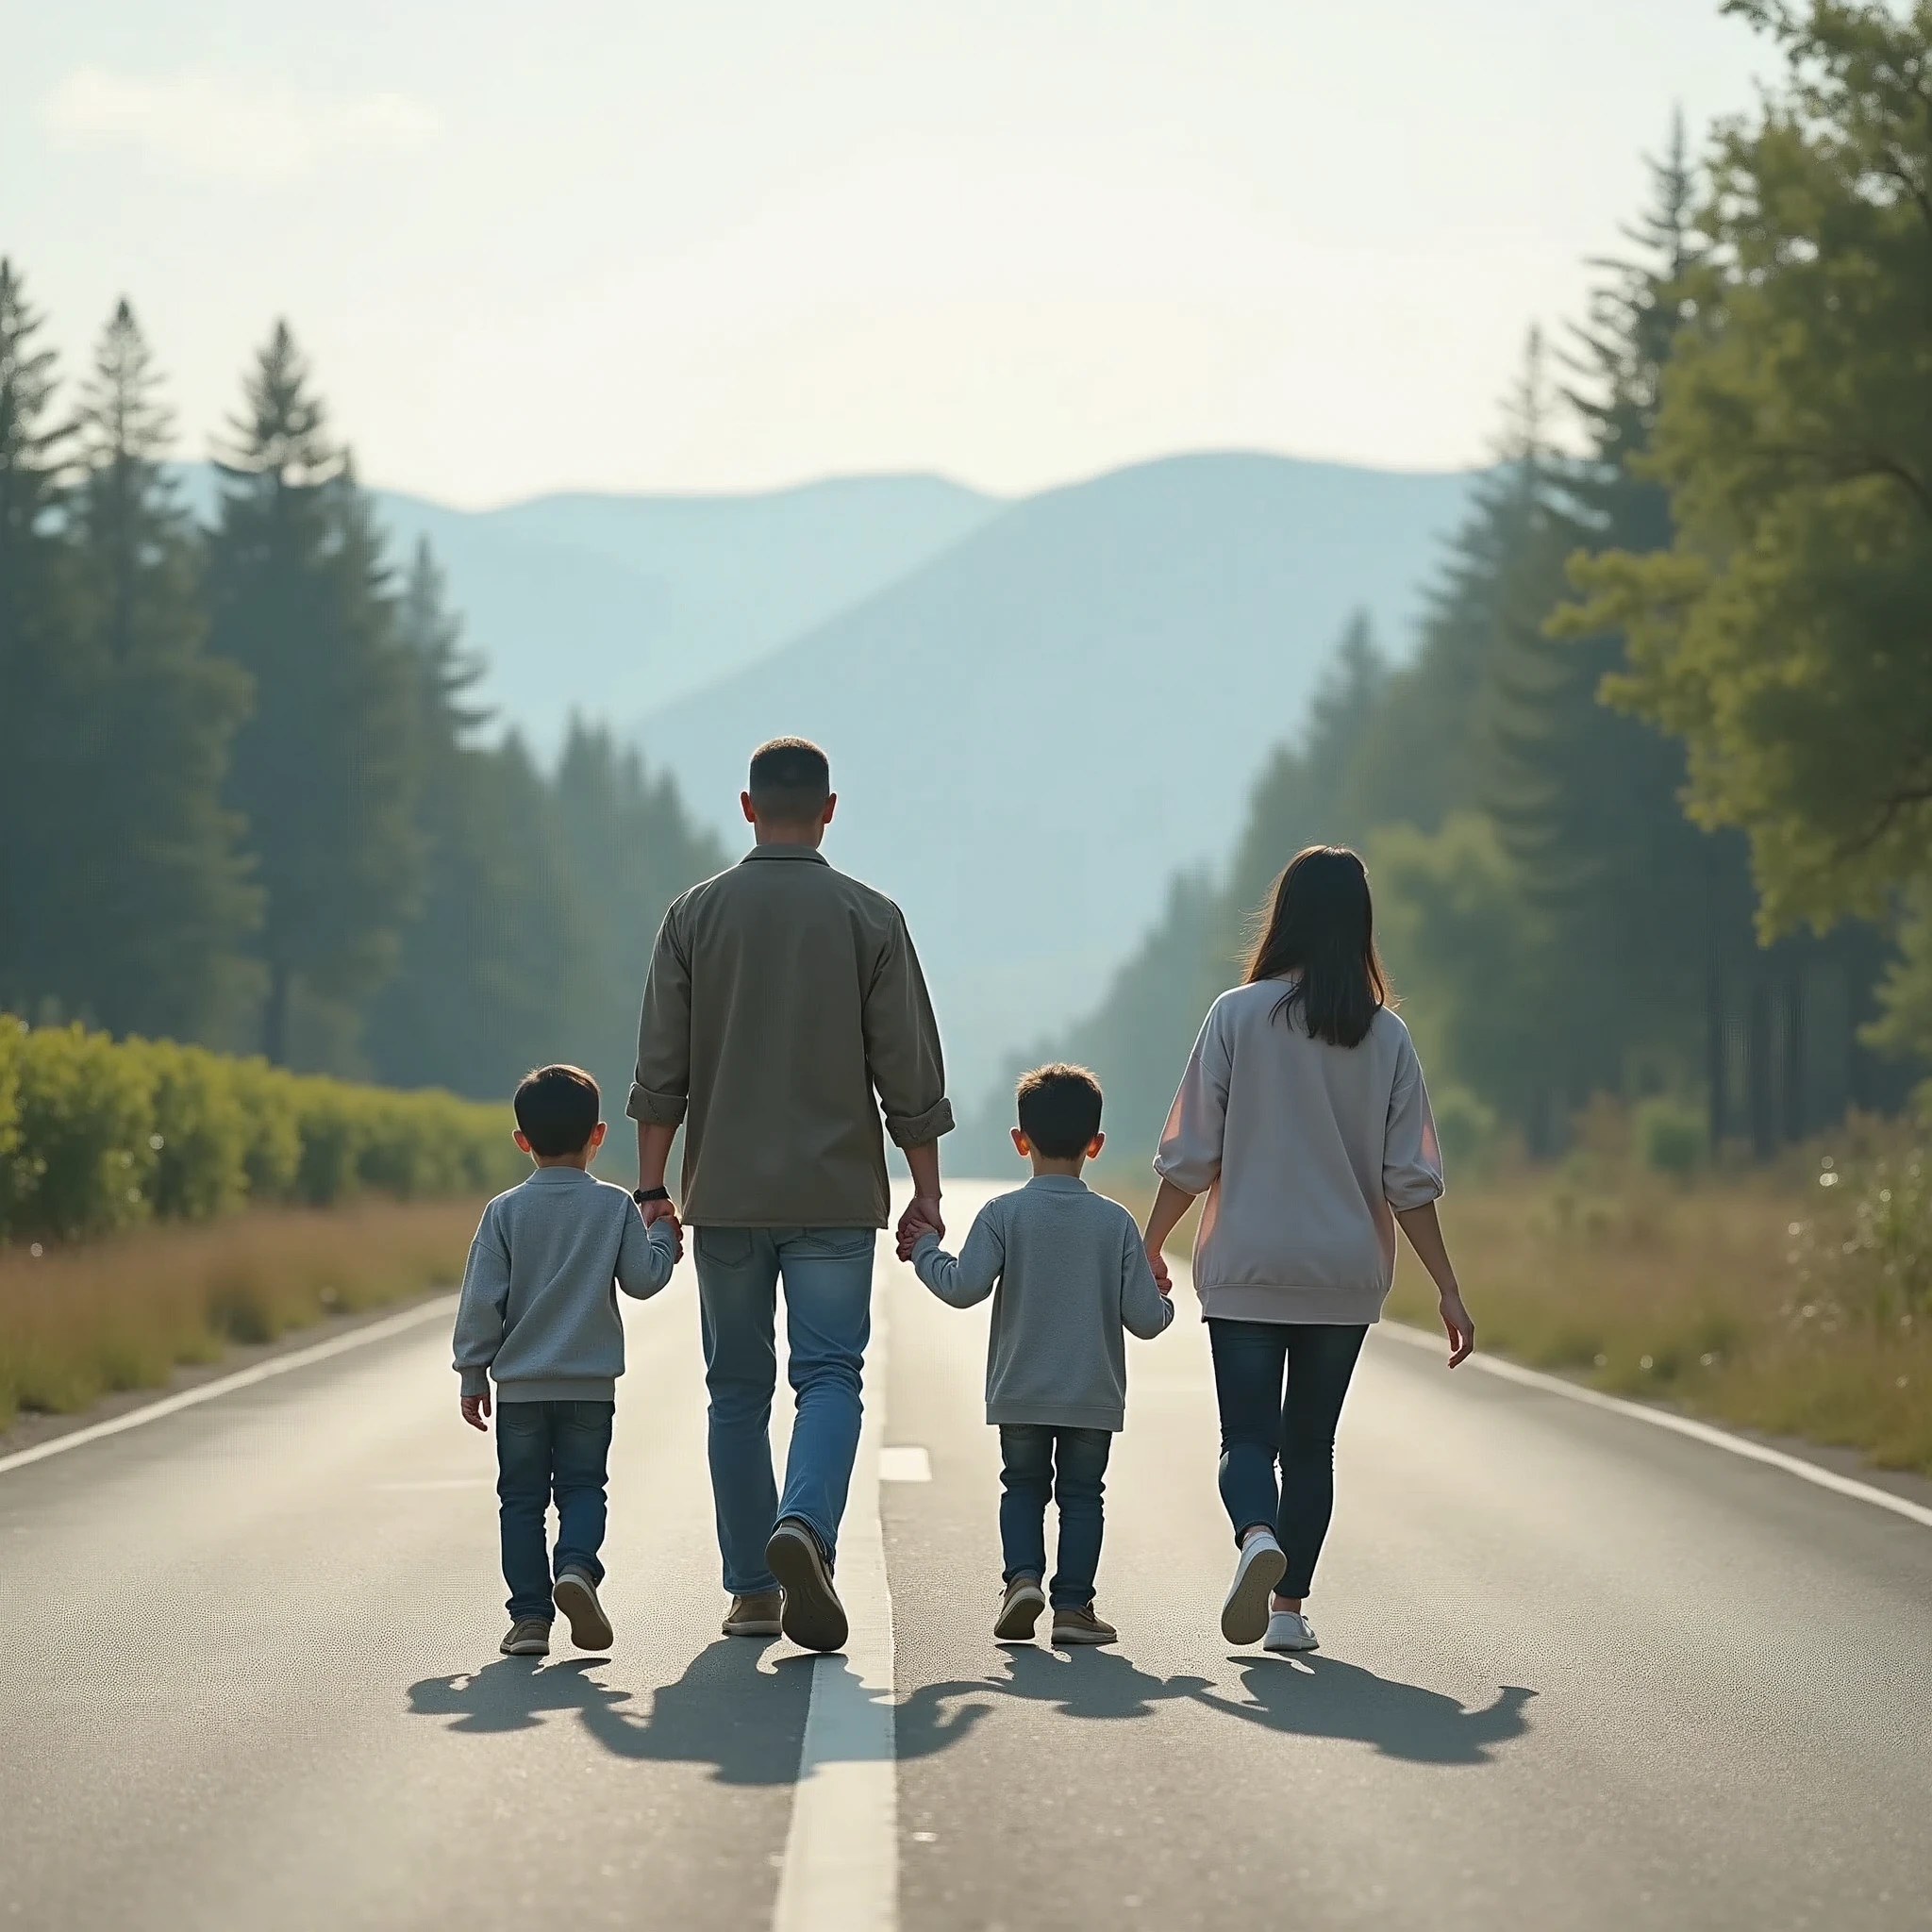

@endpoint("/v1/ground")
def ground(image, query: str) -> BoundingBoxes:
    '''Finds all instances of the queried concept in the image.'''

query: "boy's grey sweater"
[453,1166,676,1402]
[912,1175,1174,1431]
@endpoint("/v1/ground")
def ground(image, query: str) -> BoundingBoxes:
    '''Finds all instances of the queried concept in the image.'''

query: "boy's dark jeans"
[494,1399,615,1623]
[1208,1318,1368,1599]
[998,1424,1111,1609]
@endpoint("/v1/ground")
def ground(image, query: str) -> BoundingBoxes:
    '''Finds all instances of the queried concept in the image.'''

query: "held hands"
[641,1194,686,1261]
[1439,1287,1476,1368]
[895,1194,944,1260]
[1145,1238,1173,1296]
[459,1389,491,1431]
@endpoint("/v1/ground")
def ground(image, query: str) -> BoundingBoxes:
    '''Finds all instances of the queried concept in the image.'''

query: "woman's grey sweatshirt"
[1155,986,1443,1326]
[911,1174,1174,1431]
[453,1166,676,1402]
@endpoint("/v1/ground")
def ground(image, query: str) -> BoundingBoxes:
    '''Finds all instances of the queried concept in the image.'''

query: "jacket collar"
[741,843,829,866]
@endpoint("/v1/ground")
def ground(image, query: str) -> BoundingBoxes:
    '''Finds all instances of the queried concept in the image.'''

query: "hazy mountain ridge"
[637,451,1480,1097]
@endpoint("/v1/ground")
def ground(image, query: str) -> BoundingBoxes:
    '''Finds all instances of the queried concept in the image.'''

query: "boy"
[898,1063,1172,1645]
[454,1064,681,1658]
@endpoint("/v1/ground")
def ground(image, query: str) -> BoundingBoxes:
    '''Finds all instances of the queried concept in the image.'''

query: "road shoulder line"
[0,1293,460,1480]
[772,1258,899,1932]
[1378,1319,1932,1531]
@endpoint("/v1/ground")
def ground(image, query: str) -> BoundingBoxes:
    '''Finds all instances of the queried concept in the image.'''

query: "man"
[628,737,951,1652]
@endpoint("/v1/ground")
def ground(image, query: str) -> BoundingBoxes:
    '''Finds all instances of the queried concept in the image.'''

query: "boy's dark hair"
[1015,1062,1104,1159]
[513,1064,601,1157]
[748,737,831,823]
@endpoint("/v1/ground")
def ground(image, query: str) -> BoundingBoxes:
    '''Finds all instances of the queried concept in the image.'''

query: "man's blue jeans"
[998,1424,1112,1609]
[693,1225,875,1596]
[494,1398,614,1623]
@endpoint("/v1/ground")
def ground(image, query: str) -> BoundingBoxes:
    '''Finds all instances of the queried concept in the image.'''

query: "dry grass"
[1097,1159,1932,1477]
[0,1198,482,1429]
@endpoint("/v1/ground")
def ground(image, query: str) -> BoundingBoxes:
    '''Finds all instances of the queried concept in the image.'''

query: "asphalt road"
[4,1180,1929,1931]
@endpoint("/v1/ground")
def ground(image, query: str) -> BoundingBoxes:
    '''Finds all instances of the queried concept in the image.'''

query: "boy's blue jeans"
[494,1398,614,1623]
[693,1225,874,1596]
[998,1424,1112,1609]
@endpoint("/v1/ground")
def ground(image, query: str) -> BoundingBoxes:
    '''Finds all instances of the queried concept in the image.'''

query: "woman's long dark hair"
[1242,845,1389,1048]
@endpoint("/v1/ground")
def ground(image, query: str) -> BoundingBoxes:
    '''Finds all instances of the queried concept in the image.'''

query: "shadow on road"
[893,1645,1534,1768]
[408,1640,815,1785]
[1195,1657,1538,1764]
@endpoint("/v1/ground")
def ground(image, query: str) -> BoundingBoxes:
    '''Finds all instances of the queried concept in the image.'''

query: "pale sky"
[4,2,1776,508]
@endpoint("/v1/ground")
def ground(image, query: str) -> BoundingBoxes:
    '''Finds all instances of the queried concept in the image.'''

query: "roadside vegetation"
[0,1015,518,1433]
[0,1198,480,1431]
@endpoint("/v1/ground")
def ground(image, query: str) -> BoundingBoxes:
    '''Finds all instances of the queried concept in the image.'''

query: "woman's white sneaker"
[1264,1609,1319,1653]
[1220,1531,1288,1644]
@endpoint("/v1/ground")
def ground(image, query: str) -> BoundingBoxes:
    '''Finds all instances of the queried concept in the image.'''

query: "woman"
[1142,845,1474,1654]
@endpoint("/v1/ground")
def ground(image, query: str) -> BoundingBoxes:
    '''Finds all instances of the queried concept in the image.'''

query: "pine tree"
[206,322,420,1065]
[0,259,80,1020]
[58,299,257,1039]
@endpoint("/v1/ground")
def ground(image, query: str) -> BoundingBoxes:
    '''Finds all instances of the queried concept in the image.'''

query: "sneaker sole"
[993,1587,1046,1641]
[723,1616,784,1638]
[1221,1541,1288,1644]
[500,1635,550,1657]
[1052,1624,1117,1646]
[767,1524,849,1653]
[1264,1631,1320,1654]
[553,1574,614,1652]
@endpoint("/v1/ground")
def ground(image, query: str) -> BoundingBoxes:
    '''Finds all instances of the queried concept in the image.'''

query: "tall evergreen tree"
[362,543,588,1096]
[0,259,81,1021]
[59,300,257,1039]
[206,323,420,1065]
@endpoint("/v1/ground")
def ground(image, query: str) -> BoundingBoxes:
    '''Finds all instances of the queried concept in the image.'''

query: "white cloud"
[44,68,440,184]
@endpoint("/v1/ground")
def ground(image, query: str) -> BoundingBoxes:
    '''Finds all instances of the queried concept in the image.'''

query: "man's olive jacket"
[628,844,954,1227]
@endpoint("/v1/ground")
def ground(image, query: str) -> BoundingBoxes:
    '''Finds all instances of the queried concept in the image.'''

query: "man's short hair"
[513,1064,601,1157]
[748,737,831,823]
[1015,1062,1104,1158]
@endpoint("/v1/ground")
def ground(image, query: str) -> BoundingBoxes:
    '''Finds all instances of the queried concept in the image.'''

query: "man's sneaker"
[1052,1604,1118,1646]
[1221,1531,1288,1644]
[993,1576,1047,1641]
[723,1591,784,1638]
[553,1568,614,1651]
[500,1617,552,1657]
[766,1518,848,1653]
[1264,1608,1320,1653]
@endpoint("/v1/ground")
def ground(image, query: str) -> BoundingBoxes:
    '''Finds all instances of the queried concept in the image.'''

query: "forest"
[991,3,1932,1173]
[0,293,723,1109]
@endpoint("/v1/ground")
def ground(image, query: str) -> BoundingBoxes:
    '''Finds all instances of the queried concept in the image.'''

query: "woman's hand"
[1144,1238,1172,1294]
[1438,1288,1475,1368]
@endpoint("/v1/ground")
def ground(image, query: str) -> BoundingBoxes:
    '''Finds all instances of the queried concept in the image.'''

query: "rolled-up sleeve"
[1154,1004,1232,1194]
[627,906,692,1126]
[1384,1034,1444,1209]
[863,913,954,1147]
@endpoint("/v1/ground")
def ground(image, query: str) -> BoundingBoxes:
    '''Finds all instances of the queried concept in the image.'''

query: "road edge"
[1377,1319,1932,1532]
[0,1293,460,1479]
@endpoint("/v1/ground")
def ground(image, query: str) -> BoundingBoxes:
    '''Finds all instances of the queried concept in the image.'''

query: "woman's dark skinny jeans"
[1208,1318,1368,1600]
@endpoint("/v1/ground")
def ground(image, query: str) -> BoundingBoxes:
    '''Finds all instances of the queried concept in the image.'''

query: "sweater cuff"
[886,1096,955,1147]
[625,1080,688,1127]
[458,1366,491,1397]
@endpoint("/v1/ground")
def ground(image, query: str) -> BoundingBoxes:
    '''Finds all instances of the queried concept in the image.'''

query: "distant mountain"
[174,466,1002,749]
[638,452,1479,1102]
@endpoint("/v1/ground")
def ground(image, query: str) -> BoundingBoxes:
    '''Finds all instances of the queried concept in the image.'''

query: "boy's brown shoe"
[723,1591,784,1637]
[993,1575,1046,1641]
[1052,1604,1118,1646]
[553,1568,614,1652]
[500,1617,552,1657]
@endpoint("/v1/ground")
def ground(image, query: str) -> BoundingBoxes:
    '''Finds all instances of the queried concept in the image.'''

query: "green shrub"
[5,1024,157,1240]
[128,1039,250,1222]
[0,1014,518,1241]
[1432,1083,1499,1177]
[1637,1095,1707,1176]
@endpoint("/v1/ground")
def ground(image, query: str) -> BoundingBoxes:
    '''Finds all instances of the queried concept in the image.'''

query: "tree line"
[0,278,722,1104]
[990,2,1932,1170]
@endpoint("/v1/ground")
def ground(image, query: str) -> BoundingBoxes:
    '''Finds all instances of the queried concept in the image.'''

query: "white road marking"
[772,1260,899,1932]
[1378,1319,1932,1531]
[0,1295,460,1479]
[878,1445,931,1483]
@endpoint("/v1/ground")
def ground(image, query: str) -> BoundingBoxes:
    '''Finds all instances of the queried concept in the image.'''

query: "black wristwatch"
[632,1185,671,1207]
